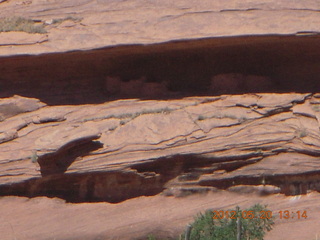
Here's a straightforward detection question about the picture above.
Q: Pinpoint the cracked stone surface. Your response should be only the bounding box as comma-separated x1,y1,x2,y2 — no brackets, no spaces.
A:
1,94,320,240
0,0,319,55
1,93,319,191
1,1,320,240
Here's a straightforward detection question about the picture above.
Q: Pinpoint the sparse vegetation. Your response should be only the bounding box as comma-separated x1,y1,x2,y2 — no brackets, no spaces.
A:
0,17,46,34
83,107,174,123
144,204,274,240
197,113,247,123
312,104,320,112
251,148,263,155
198,115,206,121
223,114,238,120
108,125,118,131
238,116,248,123
183,204,274,240
141,107,172,115
147,235,178,240
297,128,308,138
30,150,38,163
51,16,82,25
0,15,82,34
120,119,128,125
147,235,157,240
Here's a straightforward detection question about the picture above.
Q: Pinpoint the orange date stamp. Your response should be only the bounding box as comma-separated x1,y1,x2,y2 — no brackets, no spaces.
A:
212,210,308,220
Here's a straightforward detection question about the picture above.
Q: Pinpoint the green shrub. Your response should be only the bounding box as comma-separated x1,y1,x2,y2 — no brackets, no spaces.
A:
147,234,157,240
146,234,178,240
188,210,236,240
187,204,274,240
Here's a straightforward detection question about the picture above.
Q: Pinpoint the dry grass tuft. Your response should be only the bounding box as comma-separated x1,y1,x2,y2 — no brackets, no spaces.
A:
0,17,46,34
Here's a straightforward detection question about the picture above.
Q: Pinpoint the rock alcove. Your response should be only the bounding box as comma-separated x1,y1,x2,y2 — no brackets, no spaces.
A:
0,34,319,104
0,34,320,203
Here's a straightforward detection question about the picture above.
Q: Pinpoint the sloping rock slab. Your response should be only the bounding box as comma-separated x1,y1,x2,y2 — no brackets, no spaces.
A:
1,93,320,200
0,32,48,46
0,0,319,55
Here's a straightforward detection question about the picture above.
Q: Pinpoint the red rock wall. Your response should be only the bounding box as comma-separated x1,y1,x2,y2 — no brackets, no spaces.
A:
0,35,319,105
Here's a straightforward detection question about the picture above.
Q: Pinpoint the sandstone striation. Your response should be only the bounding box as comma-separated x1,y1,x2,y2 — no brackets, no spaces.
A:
0,0,319,56
1,92,320,203
0,0,320,239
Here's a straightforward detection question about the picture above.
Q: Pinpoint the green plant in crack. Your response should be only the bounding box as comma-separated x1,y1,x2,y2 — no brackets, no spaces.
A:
222,114,238,120
197,115,206,121
238,116,248,123
261,175,266,185
51,16,82,25
30,150,38,163
246,147,263,155
312,104,320,112
108,125,118,131
0,17,47,34
297,128,308,138
197,113,247,122
254,148,263,155
120,119,128,125
84,107,174,123
141,107,172,115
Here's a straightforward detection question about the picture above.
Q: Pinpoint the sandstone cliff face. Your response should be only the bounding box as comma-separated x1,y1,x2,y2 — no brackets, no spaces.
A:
1,0,320,240
1,92,320,203
0,0,320,55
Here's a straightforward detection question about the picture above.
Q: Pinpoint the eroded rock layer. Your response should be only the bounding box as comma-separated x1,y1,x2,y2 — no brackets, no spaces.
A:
1,92,320,202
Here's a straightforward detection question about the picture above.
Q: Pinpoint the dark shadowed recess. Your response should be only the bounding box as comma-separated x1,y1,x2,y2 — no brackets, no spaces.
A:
0,153,256,203
0,34,319,105
1,153,320,203
38,139,103,176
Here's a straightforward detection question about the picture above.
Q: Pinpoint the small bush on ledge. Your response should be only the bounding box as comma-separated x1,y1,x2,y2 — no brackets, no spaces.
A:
0,16,47,34
144,204,274,240
186,204,274,240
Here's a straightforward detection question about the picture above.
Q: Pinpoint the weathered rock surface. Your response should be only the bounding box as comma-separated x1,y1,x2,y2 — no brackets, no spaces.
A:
1,92,320,203
0,1,320,239
1,192,320,240
0,0,319,56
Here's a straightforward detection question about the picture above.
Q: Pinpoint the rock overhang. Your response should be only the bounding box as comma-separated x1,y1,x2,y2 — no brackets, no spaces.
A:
0,33,320,106
0,0,320,56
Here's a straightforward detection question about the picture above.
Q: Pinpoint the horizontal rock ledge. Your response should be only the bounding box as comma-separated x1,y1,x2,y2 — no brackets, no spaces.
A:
0,93,320,202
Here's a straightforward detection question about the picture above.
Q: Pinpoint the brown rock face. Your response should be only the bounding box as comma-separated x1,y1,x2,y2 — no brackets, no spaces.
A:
0,34,319,240
245,75,275,92
0,1,320,239
0,37,319,240
1,92,320,202
210,73,275,94
0,0,319,56
210,73,245,94
0,95,45,121
0,35,319,104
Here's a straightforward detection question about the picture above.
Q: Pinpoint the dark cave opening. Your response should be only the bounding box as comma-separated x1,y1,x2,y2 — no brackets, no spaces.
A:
0,34,319,105
1,153,319,203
